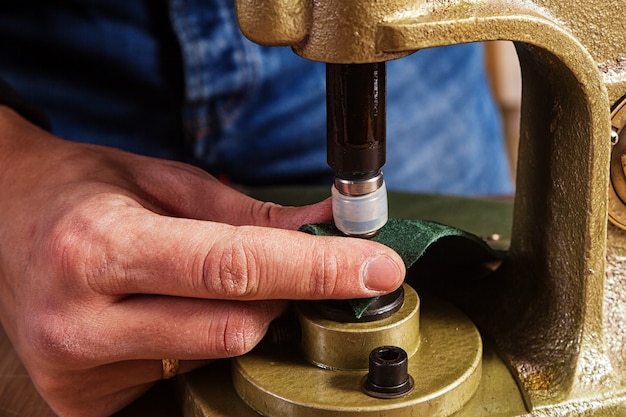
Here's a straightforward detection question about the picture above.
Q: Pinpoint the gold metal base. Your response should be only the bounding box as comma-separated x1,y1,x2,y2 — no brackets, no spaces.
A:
177,342,529,417
232,291,482,417
298,284,420,371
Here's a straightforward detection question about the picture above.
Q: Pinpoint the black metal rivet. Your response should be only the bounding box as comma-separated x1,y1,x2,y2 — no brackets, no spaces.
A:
361,345,414,399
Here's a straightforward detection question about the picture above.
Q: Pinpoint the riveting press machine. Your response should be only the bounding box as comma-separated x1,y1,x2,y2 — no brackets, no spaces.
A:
179,1,626,416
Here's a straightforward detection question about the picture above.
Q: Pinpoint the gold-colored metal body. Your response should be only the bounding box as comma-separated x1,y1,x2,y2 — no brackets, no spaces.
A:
609,99,626,229
180,1,626,416
298,285,421,371
232,287,483,417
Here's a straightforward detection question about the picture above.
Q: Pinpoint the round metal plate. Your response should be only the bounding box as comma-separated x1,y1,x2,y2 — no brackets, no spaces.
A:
232,295,482,417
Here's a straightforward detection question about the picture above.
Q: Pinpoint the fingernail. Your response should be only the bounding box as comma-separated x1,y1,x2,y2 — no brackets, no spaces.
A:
362,255,403,291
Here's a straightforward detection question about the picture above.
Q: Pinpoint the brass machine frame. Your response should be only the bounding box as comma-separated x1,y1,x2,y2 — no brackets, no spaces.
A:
186,1,626,415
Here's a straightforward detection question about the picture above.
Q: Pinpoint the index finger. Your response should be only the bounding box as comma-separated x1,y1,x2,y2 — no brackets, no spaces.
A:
89,208,405,301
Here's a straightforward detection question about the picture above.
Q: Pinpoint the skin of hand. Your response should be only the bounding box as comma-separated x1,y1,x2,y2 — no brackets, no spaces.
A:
0,107,405,417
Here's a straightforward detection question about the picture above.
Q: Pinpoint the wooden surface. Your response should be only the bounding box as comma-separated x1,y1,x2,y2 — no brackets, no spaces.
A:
0,325,56,417
0,324,182,417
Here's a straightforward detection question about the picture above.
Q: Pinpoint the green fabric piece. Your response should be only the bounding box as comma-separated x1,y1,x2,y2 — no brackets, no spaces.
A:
299,218,499,318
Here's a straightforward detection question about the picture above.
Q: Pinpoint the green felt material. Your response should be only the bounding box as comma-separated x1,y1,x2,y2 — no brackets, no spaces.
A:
249,187,514,250
300,218,499,318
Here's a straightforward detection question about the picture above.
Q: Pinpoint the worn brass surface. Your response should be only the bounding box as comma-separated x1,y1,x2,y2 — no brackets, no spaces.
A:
233,1,626,415
179,343,527,417
299,284,420,370
609,98,626,229
232,294,482,417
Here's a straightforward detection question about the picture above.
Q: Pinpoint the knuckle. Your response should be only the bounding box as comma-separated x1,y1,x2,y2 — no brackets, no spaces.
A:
40,198,106,279
309,247,340,297
42,216,90,279
24,312,93,366
203,232,260,298
252,201,281,226
39,195,123,294
212,308,269,357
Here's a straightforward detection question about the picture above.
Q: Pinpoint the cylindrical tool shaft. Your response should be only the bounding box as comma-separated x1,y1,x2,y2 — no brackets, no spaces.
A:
326,62,386,180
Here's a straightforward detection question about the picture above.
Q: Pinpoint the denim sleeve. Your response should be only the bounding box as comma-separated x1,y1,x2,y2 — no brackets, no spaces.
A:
0,0,513,196
0,1,186,160
170,0,513,195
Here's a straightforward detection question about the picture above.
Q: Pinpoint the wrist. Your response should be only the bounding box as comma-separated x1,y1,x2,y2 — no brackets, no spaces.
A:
0,105,59,197
0,105,32,165
0,78,50,130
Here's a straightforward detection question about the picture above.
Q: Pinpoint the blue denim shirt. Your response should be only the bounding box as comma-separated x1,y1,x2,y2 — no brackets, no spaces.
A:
0,0,512,195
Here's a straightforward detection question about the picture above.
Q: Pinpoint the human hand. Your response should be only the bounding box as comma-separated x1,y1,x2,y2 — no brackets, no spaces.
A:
0,107,405,416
